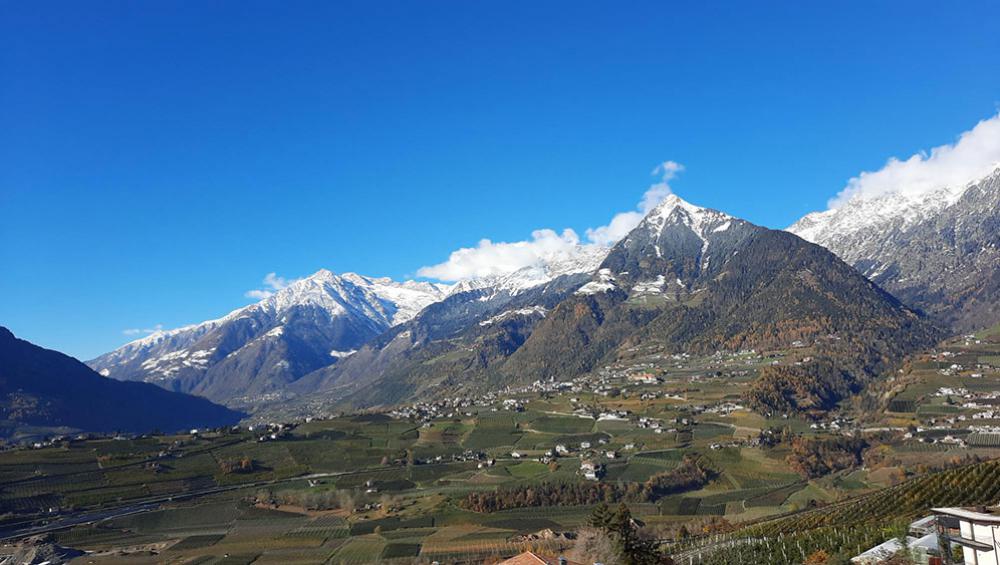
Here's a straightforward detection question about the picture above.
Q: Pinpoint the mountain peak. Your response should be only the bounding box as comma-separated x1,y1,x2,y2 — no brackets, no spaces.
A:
787,166,1000,330
449,244,608,297
638,194,736,244
308,268,338,281
649,193,703,214
789,166,1000,246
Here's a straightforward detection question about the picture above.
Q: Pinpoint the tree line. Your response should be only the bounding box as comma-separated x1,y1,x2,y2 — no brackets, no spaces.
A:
460,457,710,512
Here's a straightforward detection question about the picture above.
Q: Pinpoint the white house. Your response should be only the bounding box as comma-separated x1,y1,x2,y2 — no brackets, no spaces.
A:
933,507,1000,565
851,514,945,564
580,460,601,481
850,534,938,564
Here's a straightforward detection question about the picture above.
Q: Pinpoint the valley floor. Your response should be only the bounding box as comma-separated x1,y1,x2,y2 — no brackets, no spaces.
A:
3,323,1000,563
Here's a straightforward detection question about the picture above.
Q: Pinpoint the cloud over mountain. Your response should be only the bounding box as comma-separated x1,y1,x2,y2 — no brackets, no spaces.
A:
417,161,685,281
586,160,683,246
245,272,295,300
416,228,589,281
123,324,164,336
829,111,1000,208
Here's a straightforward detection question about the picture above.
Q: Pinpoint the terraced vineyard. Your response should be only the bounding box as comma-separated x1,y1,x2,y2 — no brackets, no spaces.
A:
668,459,1000,564
3,332,1000,563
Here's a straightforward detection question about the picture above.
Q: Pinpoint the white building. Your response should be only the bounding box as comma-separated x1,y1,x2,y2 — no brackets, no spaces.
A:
580,460,602,481
850,533,938,564
933,507,1000,564
851,515,945,564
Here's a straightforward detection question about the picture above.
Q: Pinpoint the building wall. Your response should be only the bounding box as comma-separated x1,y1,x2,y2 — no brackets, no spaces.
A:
958,520,1000,565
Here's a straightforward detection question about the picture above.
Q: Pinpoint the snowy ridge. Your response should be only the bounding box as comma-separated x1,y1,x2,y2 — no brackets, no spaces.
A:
790,182,975,253
247,269,452,327
789,166,1000,264
124,270,449,348
102,248,601,375
455,245,608,299
90,318,229,374
642,195,734,240
787,166,1000,330
89,269,453,383
624,193,741,271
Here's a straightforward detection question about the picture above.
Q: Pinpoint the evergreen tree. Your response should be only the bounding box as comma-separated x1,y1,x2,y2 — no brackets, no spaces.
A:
609,503,661,565
589,502,614,529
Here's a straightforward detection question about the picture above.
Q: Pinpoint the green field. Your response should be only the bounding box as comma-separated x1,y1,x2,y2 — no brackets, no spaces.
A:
5,331,1000,563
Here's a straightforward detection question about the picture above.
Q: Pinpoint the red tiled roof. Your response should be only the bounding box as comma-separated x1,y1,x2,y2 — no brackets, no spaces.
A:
496,551,585,565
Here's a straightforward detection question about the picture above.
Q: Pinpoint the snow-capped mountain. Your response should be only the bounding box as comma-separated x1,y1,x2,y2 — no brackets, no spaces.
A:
88,270,451,406
88,248,611,408
789,167,1000,330
606,193,749,280
273,194,936,416
448,245,607,297
285,245,608,407
503,193,938,406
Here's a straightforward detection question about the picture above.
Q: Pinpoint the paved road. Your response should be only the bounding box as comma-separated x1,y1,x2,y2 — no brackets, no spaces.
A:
0,457,489,542
0,471,344,541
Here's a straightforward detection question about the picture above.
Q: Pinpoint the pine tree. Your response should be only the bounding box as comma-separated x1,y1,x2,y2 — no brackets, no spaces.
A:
609,503,661,565
589,502,614,529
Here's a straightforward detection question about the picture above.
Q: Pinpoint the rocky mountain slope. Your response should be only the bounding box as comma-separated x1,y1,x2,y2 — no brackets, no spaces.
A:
789,167,1000,331
88,270,451,406
289,250,606,408
503,195,939,393
282,195,939,415
0,327,242,440
89,178,968,415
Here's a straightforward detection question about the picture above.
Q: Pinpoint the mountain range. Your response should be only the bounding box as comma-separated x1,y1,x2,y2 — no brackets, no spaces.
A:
288,248,606,409
84,175,997,415
276,194,940,417
0,327,241,440
88,272,451,406
789,166,1000,331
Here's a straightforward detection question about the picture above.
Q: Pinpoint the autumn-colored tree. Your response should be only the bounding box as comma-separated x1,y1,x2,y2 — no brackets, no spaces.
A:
803,549,830,564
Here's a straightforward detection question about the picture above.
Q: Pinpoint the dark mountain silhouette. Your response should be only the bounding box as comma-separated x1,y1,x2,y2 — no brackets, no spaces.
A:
0,327,243,439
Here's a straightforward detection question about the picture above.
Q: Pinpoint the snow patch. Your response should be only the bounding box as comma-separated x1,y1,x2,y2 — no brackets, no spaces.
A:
479,306,548,326
632,275,667,295
576,269,617,296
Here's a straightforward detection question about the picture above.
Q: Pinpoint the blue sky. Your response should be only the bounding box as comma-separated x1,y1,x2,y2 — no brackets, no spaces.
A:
2,1,999,360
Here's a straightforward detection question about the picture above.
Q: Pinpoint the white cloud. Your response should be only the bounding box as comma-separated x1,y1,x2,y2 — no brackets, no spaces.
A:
586,160,683,246
244,272,293,300
244,289,274,300
583,211,646,248
123,324,163,336
418,161,685,281
829,111,1000,208
417,228,584,280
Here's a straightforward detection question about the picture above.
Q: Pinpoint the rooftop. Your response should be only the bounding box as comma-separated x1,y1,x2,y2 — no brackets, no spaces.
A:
496,551,585,565
933,506,1000,523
